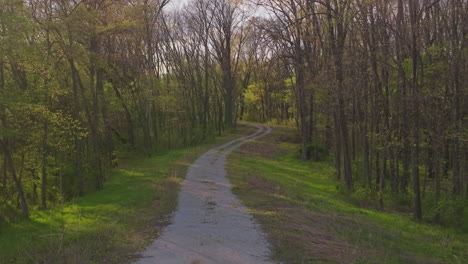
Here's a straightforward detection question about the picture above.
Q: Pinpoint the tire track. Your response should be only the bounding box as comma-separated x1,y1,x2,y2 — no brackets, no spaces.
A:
135,124,272,264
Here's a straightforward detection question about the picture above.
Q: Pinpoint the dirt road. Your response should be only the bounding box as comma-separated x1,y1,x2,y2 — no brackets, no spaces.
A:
135,125,272,264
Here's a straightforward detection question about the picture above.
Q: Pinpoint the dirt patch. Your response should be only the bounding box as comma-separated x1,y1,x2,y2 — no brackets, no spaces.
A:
277,133,302,144
247,176,281,192
284,218,358,262
228,125,449,264
236,140,284,159
228,127,365,262
244,176,366,263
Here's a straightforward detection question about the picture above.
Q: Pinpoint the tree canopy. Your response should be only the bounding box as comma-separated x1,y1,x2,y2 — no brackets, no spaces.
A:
0,0,466,228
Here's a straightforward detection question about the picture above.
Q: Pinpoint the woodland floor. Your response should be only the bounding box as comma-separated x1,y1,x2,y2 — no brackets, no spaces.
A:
227,125,468,264
2,124,467,264
0,125,257,264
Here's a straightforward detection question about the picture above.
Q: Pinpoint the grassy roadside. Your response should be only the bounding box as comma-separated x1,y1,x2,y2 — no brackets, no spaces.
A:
227,125,468,264
0,124,256,264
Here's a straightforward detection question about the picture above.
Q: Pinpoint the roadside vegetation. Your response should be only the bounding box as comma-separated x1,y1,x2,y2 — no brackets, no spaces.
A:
228,126,468,264
1,0,466,262
0,125,254,264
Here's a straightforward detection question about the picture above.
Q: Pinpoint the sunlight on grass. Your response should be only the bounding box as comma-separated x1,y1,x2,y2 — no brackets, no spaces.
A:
0,124,258,263
227,126,468,264
248,209,278,217
0,162,160,260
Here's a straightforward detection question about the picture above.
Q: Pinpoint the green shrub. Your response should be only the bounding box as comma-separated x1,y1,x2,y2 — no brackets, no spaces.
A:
298,143,329,161
429,196,468,227
383,192,412,212
349,186,379,207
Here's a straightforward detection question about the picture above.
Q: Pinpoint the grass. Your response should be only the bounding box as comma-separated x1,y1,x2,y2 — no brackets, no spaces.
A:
227,125,468,264
0,124,256,264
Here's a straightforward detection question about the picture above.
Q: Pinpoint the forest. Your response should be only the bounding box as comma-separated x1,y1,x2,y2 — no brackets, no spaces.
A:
0,0,466,252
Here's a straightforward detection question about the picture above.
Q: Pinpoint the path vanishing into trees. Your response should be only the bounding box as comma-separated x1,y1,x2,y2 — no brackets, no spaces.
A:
135,125,272,264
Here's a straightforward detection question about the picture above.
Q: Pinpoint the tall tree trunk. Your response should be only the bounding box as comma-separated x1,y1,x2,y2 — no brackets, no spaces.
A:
2,155,6,188
223,39,234,128
70,59,84,197
144,0,155,154
333,110,342,180
203,33,211,137
295,40,308,161
0,57,5,189
409,0,422,221
41,121,48,208
0,140,29,218
111,83,135,147
396,0,410,193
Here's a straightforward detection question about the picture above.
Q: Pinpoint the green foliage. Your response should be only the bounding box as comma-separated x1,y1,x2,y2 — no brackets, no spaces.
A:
383,192,412,211
349,186,377,206
0,0,233,225
243,77,295,123
300,143,329,161
424,195,468,229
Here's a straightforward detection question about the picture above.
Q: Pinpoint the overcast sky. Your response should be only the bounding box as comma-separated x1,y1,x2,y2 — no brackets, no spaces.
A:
166,0,269,17
166,0,189,10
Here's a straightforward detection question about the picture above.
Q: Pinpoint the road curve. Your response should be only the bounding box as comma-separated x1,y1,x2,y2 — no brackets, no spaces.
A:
135,124,272,264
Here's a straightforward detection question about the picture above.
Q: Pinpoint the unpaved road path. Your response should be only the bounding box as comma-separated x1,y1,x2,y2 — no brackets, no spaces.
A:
135,125,272,264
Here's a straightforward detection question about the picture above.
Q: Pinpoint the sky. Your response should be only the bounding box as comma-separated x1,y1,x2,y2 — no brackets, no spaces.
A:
166,0,269,17
166,0,189,10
